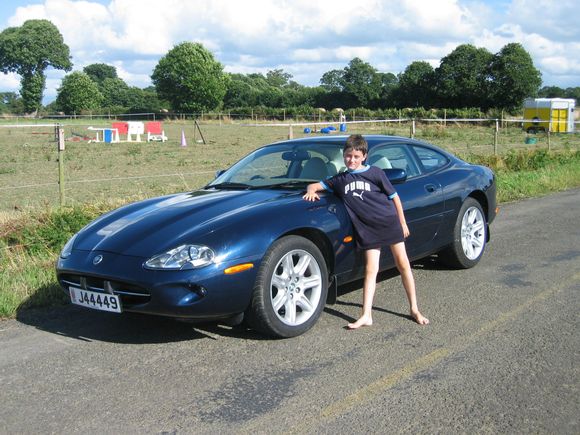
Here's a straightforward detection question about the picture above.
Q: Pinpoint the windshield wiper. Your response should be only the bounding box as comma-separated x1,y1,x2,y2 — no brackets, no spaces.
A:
206,182,252,190
262,180,310,189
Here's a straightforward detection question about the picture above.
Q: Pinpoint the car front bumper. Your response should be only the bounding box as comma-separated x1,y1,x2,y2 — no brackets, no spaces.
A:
56,250,262,319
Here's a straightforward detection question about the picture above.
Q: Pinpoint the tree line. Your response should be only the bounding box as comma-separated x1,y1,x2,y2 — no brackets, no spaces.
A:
1,19,578,117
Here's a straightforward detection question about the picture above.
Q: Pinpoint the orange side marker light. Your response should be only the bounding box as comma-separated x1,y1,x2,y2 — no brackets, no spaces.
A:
224,263,254,275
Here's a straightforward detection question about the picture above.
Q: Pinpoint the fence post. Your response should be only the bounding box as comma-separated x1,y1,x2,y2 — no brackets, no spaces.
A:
56,125,66,207
288,124,294,139
410,119,416,139
494,120,499,155
547,130,551,151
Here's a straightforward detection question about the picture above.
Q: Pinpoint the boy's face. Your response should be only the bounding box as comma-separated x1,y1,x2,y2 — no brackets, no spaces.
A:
343,149,366,171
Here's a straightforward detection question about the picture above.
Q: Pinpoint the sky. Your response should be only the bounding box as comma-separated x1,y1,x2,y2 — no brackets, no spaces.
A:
0,0,579,104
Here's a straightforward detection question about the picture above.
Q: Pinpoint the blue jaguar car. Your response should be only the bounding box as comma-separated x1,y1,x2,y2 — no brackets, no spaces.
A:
56,135,496,338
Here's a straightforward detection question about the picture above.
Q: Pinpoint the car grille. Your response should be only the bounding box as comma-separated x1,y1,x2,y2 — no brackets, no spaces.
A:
59,273,151,307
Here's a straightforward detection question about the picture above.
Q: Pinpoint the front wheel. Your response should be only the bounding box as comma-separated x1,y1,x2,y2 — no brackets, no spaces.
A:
439,197,487,269
246,236,328,338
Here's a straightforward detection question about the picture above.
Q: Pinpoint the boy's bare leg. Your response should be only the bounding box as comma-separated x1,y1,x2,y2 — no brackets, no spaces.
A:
390,242,430,325
348,249,380,329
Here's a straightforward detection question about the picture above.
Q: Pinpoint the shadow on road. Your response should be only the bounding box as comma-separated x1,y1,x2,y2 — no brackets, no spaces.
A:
15,305,265,344
323,258,440,324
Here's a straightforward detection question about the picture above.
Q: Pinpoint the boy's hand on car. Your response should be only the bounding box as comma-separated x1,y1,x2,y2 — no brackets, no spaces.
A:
303,191,320,201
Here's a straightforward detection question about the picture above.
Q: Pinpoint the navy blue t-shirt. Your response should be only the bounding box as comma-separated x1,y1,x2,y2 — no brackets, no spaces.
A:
321,165,404,249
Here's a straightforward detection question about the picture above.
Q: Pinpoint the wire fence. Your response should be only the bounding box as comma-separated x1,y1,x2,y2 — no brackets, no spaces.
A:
1,117,578,215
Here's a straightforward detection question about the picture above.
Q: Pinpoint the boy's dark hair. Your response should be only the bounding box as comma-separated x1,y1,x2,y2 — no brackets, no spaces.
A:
343,134,368,155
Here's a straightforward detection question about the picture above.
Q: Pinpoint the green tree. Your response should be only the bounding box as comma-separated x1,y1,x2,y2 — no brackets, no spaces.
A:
151,42,229,112
342,58,382,107
318,59,388,109
224,74,259,107
0,91,24,113
83,63,118,86
0,19,72,114
539,85,580,101
376,72,398,108
266,69,293,88
224,71,313,109
320,69,344,92
538,85,563,98
486,43,542,110
56,71,102,114
564,87,580,100
395,61,435,108
100,77,131,108
133,86,170,113
435,44,492,108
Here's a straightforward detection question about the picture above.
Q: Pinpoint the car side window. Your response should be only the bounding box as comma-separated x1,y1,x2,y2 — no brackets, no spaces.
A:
412,146,449,173
367,144,420,178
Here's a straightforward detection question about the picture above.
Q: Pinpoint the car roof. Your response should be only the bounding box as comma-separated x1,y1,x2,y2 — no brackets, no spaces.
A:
270,134,449,155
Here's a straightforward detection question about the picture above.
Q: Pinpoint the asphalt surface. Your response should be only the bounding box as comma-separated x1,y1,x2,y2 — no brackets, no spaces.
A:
1,188,579,434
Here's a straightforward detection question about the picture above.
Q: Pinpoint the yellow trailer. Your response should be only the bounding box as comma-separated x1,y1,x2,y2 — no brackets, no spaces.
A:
523,98,576,133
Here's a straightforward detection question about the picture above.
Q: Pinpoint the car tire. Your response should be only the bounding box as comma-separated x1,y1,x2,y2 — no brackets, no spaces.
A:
246,235,328,338
439,197,487,269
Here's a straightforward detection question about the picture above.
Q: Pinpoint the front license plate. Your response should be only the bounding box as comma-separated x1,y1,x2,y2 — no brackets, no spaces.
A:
69,287,122,313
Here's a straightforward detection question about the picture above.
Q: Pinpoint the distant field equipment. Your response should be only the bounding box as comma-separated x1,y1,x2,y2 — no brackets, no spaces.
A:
523,98,576,133
145,121,168,142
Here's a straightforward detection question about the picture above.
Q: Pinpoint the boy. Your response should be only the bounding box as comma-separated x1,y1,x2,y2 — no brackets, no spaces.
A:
303,135,429,329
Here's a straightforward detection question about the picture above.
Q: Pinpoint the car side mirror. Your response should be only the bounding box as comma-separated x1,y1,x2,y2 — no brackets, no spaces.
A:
215,169,226,178
385,168,407,184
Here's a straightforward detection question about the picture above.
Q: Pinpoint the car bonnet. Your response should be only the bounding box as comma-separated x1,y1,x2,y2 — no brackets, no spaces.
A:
73,189,295,257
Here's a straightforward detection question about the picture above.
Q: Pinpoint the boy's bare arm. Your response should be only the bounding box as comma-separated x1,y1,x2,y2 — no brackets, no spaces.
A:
392,194,410,238
303,182,324,201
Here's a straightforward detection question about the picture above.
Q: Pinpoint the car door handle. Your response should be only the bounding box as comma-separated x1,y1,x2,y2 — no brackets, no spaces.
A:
424,184,438,193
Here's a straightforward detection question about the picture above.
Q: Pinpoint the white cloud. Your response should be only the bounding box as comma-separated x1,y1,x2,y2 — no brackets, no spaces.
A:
113,61,154,88
507,0,580,41
541,56,580,74
291,49,324,63
397,0,476,37
1,0,578,101
0,72,20,92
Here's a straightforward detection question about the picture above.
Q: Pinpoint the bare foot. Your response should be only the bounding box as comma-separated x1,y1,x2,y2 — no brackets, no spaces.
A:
347,315,373,330
411,310,429,325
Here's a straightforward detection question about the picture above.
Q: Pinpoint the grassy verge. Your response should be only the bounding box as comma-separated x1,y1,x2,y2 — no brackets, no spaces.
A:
0,201,124,317
461,148,580,202
1,149,579,318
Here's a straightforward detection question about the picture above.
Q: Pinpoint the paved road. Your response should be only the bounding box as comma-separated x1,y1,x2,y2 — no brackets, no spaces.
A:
1,189,579,434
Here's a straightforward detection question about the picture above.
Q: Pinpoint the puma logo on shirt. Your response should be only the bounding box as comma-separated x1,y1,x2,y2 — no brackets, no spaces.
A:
352,191,364,200
344,180,371,196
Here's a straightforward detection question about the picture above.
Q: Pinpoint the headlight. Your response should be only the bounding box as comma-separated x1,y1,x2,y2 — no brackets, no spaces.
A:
60,233,78,259
144,244,215,270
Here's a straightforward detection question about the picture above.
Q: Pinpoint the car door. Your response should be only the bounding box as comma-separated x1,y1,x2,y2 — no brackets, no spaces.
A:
367,143,445,261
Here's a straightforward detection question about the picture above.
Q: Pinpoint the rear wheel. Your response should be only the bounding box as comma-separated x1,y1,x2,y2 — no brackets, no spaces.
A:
440,197,487,269
246,236,328,338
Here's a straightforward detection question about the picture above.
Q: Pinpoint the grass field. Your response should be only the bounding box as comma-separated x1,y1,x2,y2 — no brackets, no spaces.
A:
1,118,579,215
1,118,579,318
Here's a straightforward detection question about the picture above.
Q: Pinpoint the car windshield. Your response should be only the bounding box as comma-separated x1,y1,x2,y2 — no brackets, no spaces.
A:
206,141,346,189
